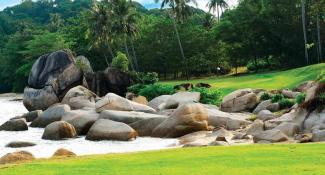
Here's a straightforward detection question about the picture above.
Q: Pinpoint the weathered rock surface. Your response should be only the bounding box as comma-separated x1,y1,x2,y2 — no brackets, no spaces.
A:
21,110,42,122
220,88,258,112
253,100,272,114
312,129,325,142
152,103,209,138
87,67,134,97
31,104,71,128
304,110,325,132
86,119,137,141
282,89,300,99
264,109,308,130
130,117,167,136
253,129,289,143
62,110,99,135
257,110,275,121
5,141,36,148
206,107,251,130
163,92,200,109
95,93,155,113
61,86,97,110
76,55,94,75
246,119,264,136
0,119,28,131
148,95,171,111
0,151,35,164
274,122,299,137
23,50,87,111
42,121,77,140
52,148,76,157
100,110,167,124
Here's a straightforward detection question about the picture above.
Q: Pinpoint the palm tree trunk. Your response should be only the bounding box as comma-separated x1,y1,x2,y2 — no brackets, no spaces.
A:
124,39,135,71
130,37,139,71
301,0,309,65
317,15,322,62
169,13,189,80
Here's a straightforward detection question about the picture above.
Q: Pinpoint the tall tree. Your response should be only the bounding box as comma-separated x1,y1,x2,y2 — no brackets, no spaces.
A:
301,0,309,65
155,0,197,80
86,1,114,66
111,0,140,71
207,0,228,21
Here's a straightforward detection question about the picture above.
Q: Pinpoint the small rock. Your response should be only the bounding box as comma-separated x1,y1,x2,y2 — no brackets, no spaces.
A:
246,119,264,136
52,148,76,157
0,119,28,131
257,110,275,121
42,121,77,140
22,110,42,122
274,122,299,137
5,141,36,148
253,129,289,143
0,151,35,164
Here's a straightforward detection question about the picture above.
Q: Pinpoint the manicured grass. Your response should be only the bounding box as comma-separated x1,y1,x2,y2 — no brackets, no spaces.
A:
1,143,325,175
162,63,325,95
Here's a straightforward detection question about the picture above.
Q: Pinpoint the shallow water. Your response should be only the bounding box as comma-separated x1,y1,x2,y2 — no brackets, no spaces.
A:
0,97,178,158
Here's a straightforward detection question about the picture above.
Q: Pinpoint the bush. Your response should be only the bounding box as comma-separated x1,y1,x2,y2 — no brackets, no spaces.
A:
140,72,159,84
260,92,272,101
271,94,284,103
317,70,325,83
295,93,306,104
139,84,176,101
111,52,129,71
279,98,295,109
191,87,222,106
127,84,147,94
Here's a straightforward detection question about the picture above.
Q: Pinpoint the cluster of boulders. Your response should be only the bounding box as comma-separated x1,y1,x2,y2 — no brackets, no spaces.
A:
0,49,324,164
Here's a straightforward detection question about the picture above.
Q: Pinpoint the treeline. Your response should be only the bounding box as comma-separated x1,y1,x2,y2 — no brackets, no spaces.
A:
0,0,324,92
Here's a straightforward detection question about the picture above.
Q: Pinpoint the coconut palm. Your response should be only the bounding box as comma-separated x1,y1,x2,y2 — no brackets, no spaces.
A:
207,0,228,21
111,0,140,71
86,1,114,66
155,0,197,80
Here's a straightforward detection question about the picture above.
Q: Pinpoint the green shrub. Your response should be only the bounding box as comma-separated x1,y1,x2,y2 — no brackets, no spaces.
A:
127,84,147,94
191,87,222,106
271,94,284,103
260,92,272,101
140,72,159,84
317,70,325,83
295,93,306,104
279,98,295,109
139,84,175,101
111,52,129,71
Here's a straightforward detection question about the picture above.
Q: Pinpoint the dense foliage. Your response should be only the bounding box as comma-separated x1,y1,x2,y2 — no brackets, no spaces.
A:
0,0,324,92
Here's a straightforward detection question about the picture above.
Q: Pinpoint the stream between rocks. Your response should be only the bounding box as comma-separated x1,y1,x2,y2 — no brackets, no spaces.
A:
0,96,178,158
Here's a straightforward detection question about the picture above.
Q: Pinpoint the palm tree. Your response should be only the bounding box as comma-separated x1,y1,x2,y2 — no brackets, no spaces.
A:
207,0,228,21
155,0,197,80
301,0,309,65
86,1,114,66
49,13,63,32
111,0,139,71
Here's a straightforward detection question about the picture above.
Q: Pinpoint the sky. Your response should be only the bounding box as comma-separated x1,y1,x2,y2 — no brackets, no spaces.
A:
0,0,238,11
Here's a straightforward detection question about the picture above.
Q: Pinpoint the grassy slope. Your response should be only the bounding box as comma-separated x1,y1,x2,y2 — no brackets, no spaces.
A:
1,143,325,175
162,63,325,95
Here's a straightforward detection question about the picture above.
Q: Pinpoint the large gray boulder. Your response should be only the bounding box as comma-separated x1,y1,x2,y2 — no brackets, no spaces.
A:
30,104,71,128
23,50,87,111
42,121,77,140
23,86,60,111
0,119,28,131
253,100,272,114
152,103,209,138
264,108,308,130
253,129,289,143
274,122,299,137
303,109,325,133
99,110,167,124
95,93,155,113
206,107,251,130
163,92,200,109
21,110,42,122
61,110,99,135
220,89,258,112
246,119,264,136
129,117,167,136
61,86,97,110
86,119,137,141
256,110,275,121
312,129,325,142
148,95,171,111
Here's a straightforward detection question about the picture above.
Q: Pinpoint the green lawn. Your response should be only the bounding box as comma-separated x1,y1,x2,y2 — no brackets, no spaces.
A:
1,143,325,175
162,63,325,95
